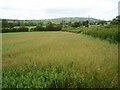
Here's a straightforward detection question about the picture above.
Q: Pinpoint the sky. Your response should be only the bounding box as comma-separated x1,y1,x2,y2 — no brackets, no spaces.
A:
0,0,119,20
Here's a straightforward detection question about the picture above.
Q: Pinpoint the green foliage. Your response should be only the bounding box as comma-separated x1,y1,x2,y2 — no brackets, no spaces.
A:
31,22,62,31
62,25,119,43
82,25,119,43
46,22,55,31
2,19,15,28
62,27,82,33
2,27,29,33
71,21,82,27
53,24,62,31
67,21,72,26
3,63,118,88
82,20,89,27
17,27,29,32
2,28,17,33
34,26,45,31
110,15,120,25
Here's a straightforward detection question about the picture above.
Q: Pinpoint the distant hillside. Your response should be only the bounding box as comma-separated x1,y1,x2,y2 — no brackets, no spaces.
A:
0,17,102,24
48,17,101,22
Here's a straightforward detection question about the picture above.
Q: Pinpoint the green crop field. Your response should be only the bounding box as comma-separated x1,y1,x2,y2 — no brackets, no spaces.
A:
2,32,118,88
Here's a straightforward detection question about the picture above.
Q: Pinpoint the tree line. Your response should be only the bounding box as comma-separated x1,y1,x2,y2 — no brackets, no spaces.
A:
1,15,120,33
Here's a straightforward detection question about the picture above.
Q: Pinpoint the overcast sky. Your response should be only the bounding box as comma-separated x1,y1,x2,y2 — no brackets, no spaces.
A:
0,0,119,20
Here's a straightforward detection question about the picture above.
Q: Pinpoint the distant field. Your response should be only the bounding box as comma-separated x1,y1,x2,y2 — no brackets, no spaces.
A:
2,32,118,88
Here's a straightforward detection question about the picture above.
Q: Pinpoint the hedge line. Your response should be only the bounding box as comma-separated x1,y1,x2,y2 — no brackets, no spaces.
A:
82,25,119,43
62,25,119,43
30,25,62,32
2,27,29,33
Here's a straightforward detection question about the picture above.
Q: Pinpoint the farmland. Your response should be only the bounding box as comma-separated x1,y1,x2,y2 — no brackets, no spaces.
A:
2,31,118,88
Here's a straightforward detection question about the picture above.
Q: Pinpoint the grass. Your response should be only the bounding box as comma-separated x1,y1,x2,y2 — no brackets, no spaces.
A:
62,25,119,43
2,32,118,88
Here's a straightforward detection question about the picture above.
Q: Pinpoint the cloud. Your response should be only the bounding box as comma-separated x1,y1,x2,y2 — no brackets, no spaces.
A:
45,8,91,16
0,0,119,20
118,1,120,15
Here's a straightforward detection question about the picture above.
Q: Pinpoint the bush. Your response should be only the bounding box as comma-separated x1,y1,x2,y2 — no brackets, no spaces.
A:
2,27,29,33
82,25,119,43
2,28,17,33
17,27,29,32
31,23,62,31
53,24,62,31
71,21,81,27
30,28,36,32
34,26,45,31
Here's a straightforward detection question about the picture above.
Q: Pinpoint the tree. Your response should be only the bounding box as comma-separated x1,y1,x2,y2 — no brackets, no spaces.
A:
116,15,120,24
2,19,14,28
15,21,20,26
46,22,54,31
54,24,62,31
82,20,89,27
38,21,44,26
72,21,81,27
61,20,66,28
68,21,72,27
46,22,62,31
2,19,8,28
8,23,14,28
110,15,120,25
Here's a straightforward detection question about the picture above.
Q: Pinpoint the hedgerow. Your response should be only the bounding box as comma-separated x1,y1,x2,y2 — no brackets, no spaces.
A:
82,25,119,43
30,24,62,31
2,27,29,33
